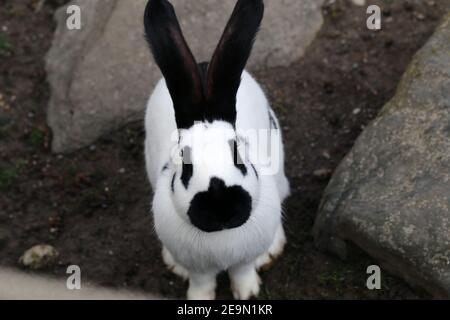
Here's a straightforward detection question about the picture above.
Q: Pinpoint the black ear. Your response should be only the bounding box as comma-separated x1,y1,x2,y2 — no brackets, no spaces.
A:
144,0,204,129
205,0,264,124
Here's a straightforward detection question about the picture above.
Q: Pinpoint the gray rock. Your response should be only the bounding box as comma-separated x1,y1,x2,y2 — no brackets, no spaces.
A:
46,0,324,153
314,14,450,298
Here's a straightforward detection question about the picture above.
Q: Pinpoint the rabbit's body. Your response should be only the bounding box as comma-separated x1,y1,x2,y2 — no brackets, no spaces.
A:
143,0,290,300
146,70,289,272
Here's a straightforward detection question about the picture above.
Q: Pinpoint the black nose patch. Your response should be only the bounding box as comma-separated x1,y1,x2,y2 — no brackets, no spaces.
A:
187,177,252,232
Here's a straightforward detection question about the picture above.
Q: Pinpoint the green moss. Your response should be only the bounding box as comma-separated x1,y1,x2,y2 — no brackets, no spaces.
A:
317,262,354,294
28,128,46,148
0,34,14,57
0,160,26,191
75,183,112,217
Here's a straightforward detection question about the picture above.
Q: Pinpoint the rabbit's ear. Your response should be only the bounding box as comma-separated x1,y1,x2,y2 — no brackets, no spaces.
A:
144,0,204,129
205,0,264,125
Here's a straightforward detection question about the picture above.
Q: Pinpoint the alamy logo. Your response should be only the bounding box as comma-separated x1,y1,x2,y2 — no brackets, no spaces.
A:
367,5,382,30
66,265,81,290
66,5,81,30
170,125,282,176
366,265,381,290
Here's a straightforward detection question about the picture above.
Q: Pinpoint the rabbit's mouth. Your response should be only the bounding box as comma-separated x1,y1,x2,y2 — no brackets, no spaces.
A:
187,177,252,233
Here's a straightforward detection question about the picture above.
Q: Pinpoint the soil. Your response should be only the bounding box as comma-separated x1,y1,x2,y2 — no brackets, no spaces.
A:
0,0,448,299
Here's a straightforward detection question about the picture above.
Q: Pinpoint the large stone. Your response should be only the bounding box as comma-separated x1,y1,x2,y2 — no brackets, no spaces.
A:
314,14,450,298
46,0,324,153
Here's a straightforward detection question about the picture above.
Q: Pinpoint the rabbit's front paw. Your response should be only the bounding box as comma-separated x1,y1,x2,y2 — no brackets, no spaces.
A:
229,264,261,300
187,286,216,300
187,272,217,300
162,247,189,281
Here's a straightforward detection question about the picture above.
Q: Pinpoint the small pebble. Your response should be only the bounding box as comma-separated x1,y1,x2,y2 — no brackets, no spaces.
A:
322,151,331,160
414,12,426,21
313,168,333,178
19,245,59,270
351,0,366,6
353,108,361,115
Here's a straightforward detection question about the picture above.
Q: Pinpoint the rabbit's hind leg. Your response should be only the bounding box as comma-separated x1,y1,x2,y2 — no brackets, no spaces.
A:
255,224,286,271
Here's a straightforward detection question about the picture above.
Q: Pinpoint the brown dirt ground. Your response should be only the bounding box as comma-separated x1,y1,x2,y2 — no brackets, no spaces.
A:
0,0,448,299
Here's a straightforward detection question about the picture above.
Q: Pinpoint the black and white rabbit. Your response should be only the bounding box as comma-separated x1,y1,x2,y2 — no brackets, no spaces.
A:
144,0,290,300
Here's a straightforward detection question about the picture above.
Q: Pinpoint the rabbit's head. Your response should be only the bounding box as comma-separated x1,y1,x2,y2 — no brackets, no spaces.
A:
144,0,264,232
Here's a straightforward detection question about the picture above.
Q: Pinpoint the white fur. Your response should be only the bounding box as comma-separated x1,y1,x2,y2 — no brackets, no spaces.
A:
230,263,262,300
255,223,287,270
145,71,290,299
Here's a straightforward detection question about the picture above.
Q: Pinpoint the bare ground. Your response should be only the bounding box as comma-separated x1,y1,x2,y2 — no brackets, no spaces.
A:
0,0,448,299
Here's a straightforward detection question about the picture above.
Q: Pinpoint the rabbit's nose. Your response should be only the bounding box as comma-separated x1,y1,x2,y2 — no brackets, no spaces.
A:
187,177,252,233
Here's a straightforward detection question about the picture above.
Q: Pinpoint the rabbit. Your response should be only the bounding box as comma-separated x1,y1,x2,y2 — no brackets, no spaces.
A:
143,0,290,300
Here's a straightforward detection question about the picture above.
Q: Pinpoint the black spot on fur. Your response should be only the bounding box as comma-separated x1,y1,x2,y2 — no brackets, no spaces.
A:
171,173,176,193
181,164,193,189
198,62,209,91
187,177,251,232
204,0,264,125
144,0,264,128
251,164,259,179
229,140,247,176
162,163,169,172
144,0,204,129
181,146,193,189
